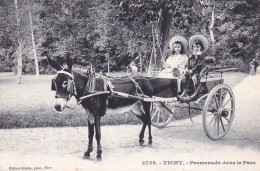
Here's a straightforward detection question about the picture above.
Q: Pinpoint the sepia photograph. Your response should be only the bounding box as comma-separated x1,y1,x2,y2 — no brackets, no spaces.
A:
0,0,259,170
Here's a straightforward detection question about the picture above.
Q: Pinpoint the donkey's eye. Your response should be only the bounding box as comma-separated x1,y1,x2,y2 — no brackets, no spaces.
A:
62,81,68,88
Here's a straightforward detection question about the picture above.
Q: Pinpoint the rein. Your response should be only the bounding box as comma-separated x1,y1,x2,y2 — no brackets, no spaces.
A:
78,73,147,103
56,69,147,106
128,77,145,97
57,70,74,79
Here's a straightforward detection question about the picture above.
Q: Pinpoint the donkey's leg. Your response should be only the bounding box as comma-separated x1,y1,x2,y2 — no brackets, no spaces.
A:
137,115,147,145
94,115,102,159
132,102,150,145
83,119,94,159
147,115,152,144
143,103,152,144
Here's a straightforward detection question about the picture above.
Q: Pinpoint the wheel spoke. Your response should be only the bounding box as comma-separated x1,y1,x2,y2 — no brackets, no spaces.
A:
219,88,222,107
152,103,157,110
211,112,218,116
157,108,161,123
161,109,165,123
224,108,233,111
214,94,219,109
151,108,158,120
217,115,220,137
221,98,232,108
220,117,226,132
171,107,175,113
206,112,218,117
209,103,217,111
223,116,230,123
151,107,159,120
222,89,228,98
208,115,217,126
211,116,217,135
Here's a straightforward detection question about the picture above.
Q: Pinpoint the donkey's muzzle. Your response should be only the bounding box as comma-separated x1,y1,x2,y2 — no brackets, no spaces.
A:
54,98,67,112
54,104,62,111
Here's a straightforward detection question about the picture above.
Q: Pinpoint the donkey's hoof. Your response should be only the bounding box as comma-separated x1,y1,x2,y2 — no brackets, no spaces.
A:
96,155,102,160
139,140,144,146
83,152,90,159
148,140,153,145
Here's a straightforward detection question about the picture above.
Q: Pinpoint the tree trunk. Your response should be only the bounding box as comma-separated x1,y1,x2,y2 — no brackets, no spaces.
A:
29,9,39,79
160,9,173,62
149,8,173,71
14,0,22,84
209,4,216,55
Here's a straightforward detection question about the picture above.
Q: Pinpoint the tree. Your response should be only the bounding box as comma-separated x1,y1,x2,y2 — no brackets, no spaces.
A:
14,0,23,83
214,0,260,70
0,0,16,72
28,4,40,79
1,0,259,74
199,0,216,54
115,0,203,67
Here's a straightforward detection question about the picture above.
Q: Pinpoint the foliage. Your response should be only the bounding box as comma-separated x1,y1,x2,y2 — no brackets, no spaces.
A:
214,0,260,70
0,0,259,74
219,57,247,72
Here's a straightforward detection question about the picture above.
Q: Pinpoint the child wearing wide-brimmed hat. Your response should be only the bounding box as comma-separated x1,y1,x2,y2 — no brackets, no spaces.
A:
159,36,188,79
179,35,209,97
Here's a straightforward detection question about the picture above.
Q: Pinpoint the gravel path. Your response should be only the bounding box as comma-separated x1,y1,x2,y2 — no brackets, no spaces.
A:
0,73,260,171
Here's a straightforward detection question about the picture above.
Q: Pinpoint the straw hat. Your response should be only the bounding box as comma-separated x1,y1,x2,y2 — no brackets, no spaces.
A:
189,35,209,53
169,36,188,53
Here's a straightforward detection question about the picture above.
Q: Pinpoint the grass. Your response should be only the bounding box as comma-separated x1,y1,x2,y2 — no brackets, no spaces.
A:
0,71,248,129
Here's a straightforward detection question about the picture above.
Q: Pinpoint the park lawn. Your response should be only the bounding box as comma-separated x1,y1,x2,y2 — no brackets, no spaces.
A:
0,71,248,129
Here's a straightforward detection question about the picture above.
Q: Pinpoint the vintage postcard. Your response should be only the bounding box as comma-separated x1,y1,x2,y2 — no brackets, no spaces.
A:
0,0,259,170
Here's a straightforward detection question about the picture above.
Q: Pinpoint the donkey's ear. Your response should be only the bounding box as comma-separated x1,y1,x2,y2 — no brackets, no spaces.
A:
66,56,72,71
47,56,62,71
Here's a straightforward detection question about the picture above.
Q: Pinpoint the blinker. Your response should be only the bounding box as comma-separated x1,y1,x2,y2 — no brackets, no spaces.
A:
67,79,73,93
51,78,73,93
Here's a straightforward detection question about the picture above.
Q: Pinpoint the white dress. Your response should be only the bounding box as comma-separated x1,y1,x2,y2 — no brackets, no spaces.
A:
159,54,188,78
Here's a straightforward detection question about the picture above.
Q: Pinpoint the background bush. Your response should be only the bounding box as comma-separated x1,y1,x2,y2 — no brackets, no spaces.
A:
219,57,247,72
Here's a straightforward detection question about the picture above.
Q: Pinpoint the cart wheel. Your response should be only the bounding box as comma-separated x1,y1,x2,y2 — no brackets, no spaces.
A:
203,84,235,140
150,102,174,128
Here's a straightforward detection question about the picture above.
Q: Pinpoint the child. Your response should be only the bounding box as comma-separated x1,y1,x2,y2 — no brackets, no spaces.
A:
130,61,138,74
159,36,188,78
250,58,258,75
179,35,209,98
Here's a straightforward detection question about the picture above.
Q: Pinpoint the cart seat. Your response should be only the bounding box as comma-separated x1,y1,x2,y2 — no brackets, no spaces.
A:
205,56,216,65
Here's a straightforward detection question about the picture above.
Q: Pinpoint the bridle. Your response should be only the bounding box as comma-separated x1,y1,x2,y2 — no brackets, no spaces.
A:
51,69,77,102
51,65,96,107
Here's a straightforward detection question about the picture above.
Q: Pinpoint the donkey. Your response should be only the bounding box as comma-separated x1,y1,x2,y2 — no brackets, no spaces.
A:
47,56,153,159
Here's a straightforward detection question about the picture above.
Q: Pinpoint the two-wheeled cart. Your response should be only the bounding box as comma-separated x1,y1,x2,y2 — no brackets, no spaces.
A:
146,64,237,140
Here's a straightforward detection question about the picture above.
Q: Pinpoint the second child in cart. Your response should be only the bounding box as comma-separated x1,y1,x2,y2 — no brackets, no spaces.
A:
179,35,209,98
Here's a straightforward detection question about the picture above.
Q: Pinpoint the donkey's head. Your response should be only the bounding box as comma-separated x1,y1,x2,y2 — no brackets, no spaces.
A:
47,56,74,112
